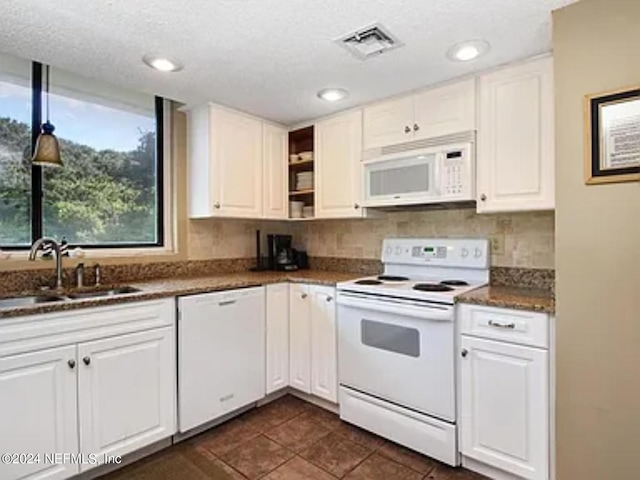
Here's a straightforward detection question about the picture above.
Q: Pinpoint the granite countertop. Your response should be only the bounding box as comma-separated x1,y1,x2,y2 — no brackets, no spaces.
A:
0,270,360,319
457,285,555,313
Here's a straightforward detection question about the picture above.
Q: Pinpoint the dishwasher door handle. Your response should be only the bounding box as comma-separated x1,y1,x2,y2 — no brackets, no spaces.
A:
218,300,237,307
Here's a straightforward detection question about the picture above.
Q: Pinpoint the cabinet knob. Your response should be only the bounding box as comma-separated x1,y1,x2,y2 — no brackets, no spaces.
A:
68,359,76,369
413,123,420,132
480,194,487,202
404,126,411,134
83,356,91,366
461,349,468,358
214,202,221,209
354,203,360,209
326,296,333,302
301,293,308,299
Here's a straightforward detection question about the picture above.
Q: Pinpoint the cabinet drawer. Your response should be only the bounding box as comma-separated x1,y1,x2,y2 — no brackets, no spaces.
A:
458,304,549,348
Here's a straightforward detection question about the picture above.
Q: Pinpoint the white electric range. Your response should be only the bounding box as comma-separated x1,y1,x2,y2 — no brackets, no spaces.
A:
336,238,489,466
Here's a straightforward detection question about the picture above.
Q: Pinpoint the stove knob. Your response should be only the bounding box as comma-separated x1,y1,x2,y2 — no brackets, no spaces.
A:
474,248,482,258
395,246,403,255
461,248,469,258
385,246,393,255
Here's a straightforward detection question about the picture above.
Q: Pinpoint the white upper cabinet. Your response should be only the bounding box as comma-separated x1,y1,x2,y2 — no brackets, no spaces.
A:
263,124,288,219
363,78,476,150
363,96,414,150
476,56,555,213
315,110,364,219
188,104,264,218
413,79,476,140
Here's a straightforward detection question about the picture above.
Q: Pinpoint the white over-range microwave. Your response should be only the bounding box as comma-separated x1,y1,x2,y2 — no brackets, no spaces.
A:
362,138,475,208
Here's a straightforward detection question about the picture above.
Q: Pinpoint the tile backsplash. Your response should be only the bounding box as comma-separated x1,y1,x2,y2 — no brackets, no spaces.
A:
290,208,555,269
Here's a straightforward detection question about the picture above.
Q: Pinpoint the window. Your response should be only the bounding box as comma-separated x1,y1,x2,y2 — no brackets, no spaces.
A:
0,55,32,247
0,53,165,250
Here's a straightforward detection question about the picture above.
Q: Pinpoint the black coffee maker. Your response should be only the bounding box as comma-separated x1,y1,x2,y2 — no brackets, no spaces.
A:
268,234,298,271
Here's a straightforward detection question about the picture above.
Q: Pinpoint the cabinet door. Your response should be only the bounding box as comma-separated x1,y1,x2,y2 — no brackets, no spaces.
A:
413,78,476,140
263,124,288,219
315,110,364,219
289,284,311,394
0,346,79,480
211,107,264,218
309,286,338,403
460,336,549,480
477,57,555,213
266,284,290,394
78,328,175,469
363,96,414,149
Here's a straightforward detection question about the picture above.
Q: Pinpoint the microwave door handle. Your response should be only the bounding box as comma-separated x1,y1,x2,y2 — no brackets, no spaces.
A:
433,154,442,196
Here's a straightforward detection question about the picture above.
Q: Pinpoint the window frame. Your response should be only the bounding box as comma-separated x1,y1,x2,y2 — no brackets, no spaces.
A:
1,61,165,251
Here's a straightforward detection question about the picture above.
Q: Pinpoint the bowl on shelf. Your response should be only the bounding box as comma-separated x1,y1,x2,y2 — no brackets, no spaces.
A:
302,206,314,218
298,151,314,162
289,201,304,218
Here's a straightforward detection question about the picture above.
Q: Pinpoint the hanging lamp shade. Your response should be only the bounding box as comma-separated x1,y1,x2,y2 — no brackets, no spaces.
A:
32,121,62,166
32,65,62,167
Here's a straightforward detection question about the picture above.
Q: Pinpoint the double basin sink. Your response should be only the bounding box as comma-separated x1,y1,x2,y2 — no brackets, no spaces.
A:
0,286,141,309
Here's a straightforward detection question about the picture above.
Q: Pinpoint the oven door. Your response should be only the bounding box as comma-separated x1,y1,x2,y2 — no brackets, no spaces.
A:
337,291,455,422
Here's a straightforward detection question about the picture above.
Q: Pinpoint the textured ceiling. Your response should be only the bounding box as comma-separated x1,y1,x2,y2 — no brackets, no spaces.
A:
0,0,576,125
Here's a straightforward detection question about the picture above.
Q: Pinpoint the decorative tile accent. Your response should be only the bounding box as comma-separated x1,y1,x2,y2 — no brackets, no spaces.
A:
291,209,555,269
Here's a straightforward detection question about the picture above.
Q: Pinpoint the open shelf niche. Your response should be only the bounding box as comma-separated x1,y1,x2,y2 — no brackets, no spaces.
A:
288,126,315,219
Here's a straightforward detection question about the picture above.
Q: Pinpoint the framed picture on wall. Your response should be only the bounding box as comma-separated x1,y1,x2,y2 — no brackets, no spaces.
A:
585,86,640,184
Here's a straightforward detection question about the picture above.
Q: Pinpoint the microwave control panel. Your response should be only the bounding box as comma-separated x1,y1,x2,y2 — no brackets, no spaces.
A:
442,149,471,197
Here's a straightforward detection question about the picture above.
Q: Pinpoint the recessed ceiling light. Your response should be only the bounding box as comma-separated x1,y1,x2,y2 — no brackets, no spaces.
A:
142,54,183,72
446,40,490,62
317,88,349,102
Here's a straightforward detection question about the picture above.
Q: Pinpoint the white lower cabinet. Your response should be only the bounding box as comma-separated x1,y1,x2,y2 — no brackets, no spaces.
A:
309,286,338,402
288,284,338,403
266,284,290,394
459,304,550,480
77,328,175,470
289,284,312,393
0,299,176,480
0,346,79,480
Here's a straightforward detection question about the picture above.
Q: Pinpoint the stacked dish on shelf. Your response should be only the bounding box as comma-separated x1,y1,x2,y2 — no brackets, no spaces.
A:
295,171,314,191
289,201,304,218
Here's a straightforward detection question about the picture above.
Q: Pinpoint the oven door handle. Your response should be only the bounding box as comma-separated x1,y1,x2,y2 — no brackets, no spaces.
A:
337,292,453,321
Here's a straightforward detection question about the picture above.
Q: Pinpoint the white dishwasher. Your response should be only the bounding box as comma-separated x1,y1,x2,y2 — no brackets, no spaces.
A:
178,286,265,432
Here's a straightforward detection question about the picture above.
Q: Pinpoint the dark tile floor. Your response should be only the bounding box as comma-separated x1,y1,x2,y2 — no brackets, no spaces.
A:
101,395,487,480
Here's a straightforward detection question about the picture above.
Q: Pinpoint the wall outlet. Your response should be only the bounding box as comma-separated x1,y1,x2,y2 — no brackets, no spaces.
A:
490,235,505,256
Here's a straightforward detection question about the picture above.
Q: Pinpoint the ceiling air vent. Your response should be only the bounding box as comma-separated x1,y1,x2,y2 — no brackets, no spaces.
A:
337,23,403,60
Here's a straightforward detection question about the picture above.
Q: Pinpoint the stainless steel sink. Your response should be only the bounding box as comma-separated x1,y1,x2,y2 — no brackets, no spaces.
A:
0,286,142,308
0,295,66,308
65,286,141,300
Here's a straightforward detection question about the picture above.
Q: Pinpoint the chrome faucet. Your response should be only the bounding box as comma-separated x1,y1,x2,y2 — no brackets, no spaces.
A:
29,238,64,290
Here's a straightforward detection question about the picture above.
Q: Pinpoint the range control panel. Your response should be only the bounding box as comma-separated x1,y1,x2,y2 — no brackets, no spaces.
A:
382,238,489,269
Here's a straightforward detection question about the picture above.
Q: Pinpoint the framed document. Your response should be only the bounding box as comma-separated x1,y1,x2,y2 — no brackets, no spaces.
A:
585,86,640,184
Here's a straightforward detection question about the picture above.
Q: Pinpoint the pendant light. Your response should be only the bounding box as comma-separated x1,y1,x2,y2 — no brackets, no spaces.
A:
32,65,62,167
